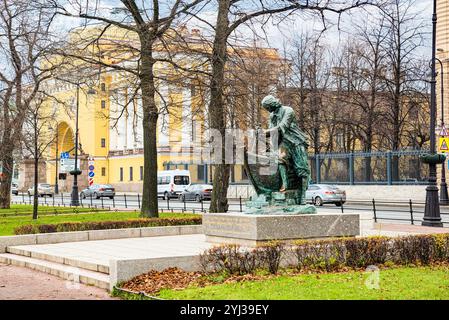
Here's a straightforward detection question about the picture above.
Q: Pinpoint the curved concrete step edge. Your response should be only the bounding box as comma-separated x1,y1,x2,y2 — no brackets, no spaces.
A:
6,246,109,274
0,253,110,290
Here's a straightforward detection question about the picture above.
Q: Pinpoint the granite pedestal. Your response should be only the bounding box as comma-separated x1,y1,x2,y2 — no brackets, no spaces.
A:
203,212,360,246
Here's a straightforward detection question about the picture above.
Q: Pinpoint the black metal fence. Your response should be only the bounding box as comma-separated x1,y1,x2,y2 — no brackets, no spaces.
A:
10,192,449,227
309,149,430,185
12,192,246,214
322,198,449,226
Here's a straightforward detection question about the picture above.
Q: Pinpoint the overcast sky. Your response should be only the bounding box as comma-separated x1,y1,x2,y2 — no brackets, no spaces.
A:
52,0,434,57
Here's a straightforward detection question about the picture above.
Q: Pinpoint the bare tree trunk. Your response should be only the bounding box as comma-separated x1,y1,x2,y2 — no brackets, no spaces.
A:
0,1,56,209
0,147,13,209
391,90,401,181
209,0,231,213
140,40,159,218
32,163,39,219
32,116,39,220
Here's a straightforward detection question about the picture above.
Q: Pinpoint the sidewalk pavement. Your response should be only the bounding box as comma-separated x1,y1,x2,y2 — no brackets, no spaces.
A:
373,223,449,234
0,263,118,300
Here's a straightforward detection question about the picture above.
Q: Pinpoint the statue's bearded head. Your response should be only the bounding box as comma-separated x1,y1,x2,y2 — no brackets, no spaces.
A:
261,95,281,112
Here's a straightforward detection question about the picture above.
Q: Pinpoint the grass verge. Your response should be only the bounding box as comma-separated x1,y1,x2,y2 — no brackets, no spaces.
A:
111,287,154,300
155,265,449,300
0,204,102,216
0,210,198,236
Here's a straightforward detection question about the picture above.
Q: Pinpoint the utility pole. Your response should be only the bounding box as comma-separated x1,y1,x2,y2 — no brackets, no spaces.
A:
423,0,443,227
70,83,80,206
436,57,449,205
54,126,59,194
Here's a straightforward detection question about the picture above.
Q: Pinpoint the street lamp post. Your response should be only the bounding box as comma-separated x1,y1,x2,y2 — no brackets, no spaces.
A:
70,83,80,206
54,125,59,195
436,57,449,205
423,0,443,227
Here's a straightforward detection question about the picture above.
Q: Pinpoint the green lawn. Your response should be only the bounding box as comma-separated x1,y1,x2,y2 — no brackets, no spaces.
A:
158,265,449,300
0,204,98,216
0,207,198,236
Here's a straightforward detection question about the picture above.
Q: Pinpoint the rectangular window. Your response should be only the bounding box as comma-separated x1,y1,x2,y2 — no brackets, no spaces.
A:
101,83,106,91
119,168,123,181
129,167,133,181
197,165,205,181
336,132,344,149
140,166,143,180
101,138,106,148
101,100,106,109
158,176,169,184
101,167,106,176
242,168,248,180
191,120,196,142
174,176,190,185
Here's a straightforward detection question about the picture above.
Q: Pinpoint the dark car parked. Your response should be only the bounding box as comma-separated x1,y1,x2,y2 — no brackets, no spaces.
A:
179,184,213,202
80,184,115,199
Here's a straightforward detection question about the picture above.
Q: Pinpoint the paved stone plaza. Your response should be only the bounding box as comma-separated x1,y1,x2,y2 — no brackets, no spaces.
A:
0,263,118,300
8,234,213,270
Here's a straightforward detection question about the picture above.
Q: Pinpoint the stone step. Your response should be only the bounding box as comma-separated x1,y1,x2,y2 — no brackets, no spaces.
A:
6,246,109,274
0,253,110,290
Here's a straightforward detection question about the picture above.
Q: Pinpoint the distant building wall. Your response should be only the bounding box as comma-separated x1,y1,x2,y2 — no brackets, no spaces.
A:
227,184,427,202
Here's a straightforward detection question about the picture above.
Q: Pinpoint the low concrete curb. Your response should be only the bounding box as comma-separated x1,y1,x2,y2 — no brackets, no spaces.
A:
0,225,203,253
109,255,201,291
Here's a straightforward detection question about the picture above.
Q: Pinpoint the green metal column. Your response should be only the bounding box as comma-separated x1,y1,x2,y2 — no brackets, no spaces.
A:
349,153,354,185
315,154,321,184
387,152,392,185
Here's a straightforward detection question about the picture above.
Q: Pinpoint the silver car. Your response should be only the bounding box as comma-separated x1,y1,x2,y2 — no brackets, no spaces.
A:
179,184,213,202
80,184,115,199
305,184,346,206
27,183,54,197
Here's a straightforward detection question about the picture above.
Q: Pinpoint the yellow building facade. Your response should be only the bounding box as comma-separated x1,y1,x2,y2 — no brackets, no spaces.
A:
34,26,283,192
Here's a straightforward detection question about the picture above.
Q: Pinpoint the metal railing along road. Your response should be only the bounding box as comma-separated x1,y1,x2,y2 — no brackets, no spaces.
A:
9,192,449,226
319,198,449,226
11,192,224,214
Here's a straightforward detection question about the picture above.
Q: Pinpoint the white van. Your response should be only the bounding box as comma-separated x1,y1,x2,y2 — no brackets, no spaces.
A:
157,169,191,200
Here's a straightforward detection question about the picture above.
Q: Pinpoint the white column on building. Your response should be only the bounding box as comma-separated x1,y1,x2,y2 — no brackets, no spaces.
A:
158,83,170,146
201,91,211,164
117,90,127,150
134,93,143,149
124,89,129,150
182,87,192,148
109,99,119,151
126,90,135,150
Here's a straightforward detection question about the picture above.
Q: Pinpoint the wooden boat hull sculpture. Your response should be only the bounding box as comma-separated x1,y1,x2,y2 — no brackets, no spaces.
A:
243,147,316,215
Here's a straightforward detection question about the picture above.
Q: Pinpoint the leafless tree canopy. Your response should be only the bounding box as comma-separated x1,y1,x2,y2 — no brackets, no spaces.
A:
0,0,59,208
0,0,429,211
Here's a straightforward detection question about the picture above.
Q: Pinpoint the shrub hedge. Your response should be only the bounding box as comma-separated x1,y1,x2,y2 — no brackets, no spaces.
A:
14,217,202,235
199,234,449,275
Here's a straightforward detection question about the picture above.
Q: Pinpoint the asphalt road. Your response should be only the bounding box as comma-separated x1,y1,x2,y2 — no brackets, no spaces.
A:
10,193,449,226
